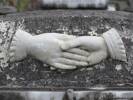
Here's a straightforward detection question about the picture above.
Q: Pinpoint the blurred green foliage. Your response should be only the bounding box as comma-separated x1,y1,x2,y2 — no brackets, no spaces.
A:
0,0,30,12
17,0,30,11
0,0,7,5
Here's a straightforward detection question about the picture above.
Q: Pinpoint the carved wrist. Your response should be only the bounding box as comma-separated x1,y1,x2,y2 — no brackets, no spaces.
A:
102,28,127,62
9,29,33,62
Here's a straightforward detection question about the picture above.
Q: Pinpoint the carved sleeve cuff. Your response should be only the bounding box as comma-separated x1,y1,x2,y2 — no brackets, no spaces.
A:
102,28,127,62
9,29,33,62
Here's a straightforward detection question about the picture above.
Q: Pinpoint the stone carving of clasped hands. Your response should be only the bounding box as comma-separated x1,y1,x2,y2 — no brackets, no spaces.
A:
9,28,127,70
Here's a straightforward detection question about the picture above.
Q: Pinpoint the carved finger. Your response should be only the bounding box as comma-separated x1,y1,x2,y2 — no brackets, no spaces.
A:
62,52,88,61
66,48,90,56
56,58,88,66
51,63,77,69
87,51,107,65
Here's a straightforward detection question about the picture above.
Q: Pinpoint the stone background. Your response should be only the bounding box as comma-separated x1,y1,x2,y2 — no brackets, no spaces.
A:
0,10,133,90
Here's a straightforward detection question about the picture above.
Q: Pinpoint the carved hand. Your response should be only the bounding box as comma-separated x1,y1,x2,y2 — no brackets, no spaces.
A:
10,29,89,69
10,28,126,69
61,36,108,65
62,28,127,65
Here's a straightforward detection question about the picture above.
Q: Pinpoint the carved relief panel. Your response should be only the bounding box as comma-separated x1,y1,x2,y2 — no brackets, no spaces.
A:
0,10,133,100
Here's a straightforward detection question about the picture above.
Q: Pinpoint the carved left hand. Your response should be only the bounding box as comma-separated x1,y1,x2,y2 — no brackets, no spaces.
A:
29,33,90,69
10,29,90,70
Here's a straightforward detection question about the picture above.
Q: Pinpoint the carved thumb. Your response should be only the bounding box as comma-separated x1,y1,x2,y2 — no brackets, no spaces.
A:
61,39,81,50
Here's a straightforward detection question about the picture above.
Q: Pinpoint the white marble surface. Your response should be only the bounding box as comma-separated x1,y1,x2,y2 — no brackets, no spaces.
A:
41,0,108,8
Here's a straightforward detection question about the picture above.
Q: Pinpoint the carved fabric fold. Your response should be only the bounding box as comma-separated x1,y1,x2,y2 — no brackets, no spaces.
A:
102,28,127,62
9,29,32,62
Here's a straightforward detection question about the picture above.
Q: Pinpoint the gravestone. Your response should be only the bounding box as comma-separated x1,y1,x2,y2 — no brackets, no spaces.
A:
0,10,133,91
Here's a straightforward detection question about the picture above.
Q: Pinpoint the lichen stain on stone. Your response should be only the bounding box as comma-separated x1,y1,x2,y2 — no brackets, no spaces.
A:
115,64,122,71
56,24,100,36
121,27,133,39
0,19,25,69
87,31,98,36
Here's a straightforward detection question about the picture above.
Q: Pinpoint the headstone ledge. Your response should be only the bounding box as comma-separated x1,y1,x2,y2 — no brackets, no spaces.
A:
0,10,133,91
0,6,17,15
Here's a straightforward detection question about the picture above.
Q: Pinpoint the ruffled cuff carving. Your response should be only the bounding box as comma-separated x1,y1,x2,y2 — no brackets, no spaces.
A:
102,28,127,62
9,29,32,62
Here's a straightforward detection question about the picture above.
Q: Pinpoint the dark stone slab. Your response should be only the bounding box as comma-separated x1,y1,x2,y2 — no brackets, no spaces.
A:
0,10,133,90
0,6,17,15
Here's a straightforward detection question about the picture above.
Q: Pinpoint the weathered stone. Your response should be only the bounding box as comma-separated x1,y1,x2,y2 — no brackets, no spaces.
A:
0,10,133,90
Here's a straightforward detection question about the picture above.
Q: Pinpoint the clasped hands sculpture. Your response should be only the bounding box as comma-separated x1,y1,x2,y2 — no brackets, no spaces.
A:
9,28,127,70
